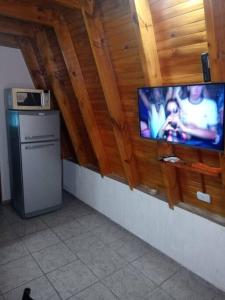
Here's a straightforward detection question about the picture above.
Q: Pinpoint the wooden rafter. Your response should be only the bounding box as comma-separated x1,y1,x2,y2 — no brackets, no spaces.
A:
53,15,110,175
0,32,18,48
83,8,139,187
204,0,225,186
0,16,33,37
51,0,95,15
17,37,47,89
129,0,180,207
35,27,91,166
0,1,54,26
129,0,162,86
203,0,225,81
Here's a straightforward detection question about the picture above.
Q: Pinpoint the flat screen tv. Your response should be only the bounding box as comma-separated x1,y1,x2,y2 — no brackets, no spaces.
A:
138,83,225,151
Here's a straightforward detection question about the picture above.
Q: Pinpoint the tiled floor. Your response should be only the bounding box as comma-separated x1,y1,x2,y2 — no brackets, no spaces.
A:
0,192,225,300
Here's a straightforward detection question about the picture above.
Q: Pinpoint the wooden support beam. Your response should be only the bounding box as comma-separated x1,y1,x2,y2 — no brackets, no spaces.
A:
35,28,90,166
204,0,225,192
0,1,54,26
161,163,181,209
129,0,162,86
0,32,18,48
52,0,95,15
130,1,181,205
82,9,139,187
17,37,47,89
204,0,225,81
53,16,110,175
0,16,33,37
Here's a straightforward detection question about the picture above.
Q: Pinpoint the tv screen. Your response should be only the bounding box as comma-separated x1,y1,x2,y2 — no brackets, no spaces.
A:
138,83,225,151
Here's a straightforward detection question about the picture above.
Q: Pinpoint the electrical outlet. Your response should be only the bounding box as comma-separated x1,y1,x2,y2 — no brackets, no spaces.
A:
196,191,211,203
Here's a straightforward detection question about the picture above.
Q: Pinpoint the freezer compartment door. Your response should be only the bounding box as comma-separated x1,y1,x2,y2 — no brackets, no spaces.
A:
19,111,60,143
21,141,62,215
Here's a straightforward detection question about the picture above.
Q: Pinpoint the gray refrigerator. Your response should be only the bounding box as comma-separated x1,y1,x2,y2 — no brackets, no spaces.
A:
7,110,62,218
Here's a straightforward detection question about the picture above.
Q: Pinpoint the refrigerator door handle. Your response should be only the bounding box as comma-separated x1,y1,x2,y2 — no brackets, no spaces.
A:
24,134,55,141
25,143,56,150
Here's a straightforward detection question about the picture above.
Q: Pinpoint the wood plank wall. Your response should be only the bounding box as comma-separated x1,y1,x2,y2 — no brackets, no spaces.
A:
62,7,126,177
90,0,224,215
44,27,98,167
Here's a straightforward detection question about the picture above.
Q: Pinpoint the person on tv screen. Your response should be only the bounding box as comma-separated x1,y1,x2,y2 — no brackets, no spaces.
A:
157,98,187,142
139,88,166,138
173,85,218,142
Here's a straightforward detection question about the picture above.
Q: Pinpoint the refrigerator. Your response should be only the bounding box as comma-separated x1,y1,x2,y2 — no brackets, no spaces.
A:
7,110,62,218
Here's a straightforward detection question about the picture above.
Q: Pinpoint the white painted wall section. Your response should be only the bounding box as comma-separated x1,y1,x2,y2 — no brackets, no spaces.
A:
63,159,225,292
0,46,34,201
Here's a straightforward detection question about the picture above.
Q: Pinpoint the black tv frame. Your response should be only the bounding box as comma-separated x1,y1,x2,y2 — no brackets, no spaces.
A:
137,82,225,152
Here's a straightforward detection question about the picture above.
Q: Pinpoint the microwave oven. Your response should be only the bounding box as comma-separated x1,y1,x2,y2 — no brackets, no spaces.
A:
5,88,51,110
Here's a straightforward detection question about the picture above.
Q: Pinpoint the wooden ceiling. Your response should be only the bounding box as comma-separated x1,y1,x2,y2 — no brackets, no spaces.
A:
0,0,225,217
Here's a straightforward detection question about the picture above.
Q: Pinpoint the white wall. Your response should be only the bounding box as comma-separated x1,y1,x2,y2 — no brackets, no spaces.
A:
0,46,34,201
63,159,225,292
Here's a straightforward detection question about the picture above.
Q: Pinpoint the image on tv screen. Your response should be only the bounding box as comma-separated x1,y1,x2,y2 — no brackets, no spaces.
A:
138,84,225,151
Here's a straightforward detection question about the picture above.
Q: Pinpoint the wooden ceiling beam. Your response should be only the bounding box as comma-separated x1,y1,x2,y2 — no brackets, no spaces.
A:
35,27,91,166
130,1,180,207
0,32,18,48
51,0,95,15
0,1,54,26
204,0,225,187
17,37,47,89
0,16,33,37
203,0,225,81
83,8,139,188
129,0,162,86
53,16,111,175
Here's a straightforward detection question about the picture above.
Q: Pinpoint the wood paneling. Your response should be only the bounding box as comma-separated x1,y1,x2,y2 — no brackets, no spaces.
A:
83,7,139,187
63,7,126,178
35,27,97,166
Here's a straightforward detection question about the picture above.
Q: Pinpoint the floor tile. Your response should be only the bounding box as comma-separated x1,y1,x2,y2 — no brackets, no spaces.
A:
33,242,77,273
103,265,156,300
110,235,150,262
161,267,219,300
11,218,47,238
0,255,42,293
68,204,92,219
40,209,76,228
52,219,89,241
0,216,9,227
47,260,98,300
77,213,112,230
77,245,127,279
65,231,105,253
23,229,60,253
147,288,175,300
0,240,29,266
3,276,60,300
92,223,129,245
71,282,118,300
0,225,17,245
132,248,180,285
2,206,22,224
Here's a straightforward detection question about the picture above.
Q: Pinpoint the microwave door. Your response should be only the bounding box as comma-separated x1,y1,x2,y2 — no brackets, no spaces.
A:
17,92,41,107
